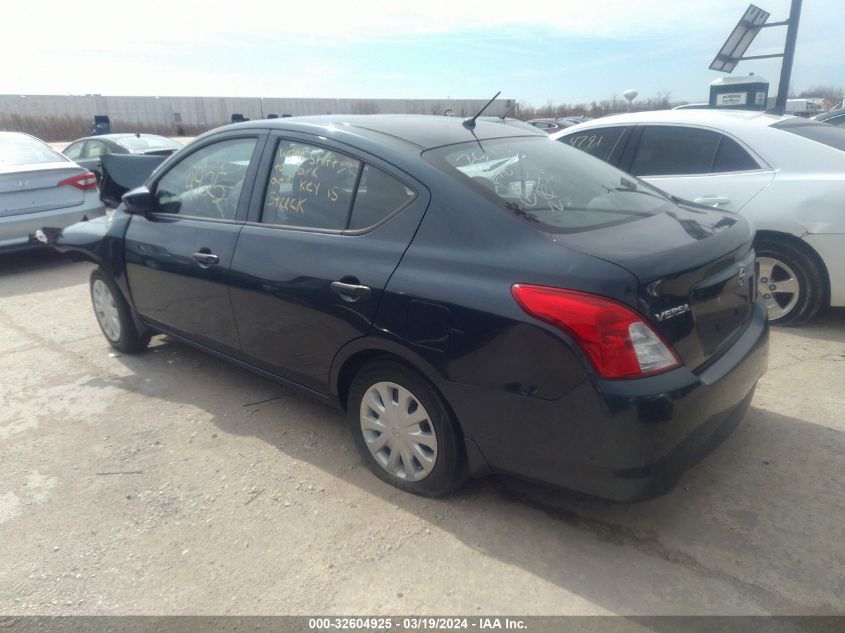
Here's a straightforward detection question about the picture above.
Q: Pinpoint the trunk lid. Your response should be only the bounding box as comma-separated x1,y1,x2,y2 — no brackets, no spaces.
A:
0,163,86,217
554,203,756,370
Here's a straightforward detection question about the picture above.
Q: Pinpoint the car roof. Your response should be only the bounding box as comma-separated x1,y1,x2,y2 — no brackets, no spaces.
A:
216,114,545,150
813,109,845,121
556,109,792,134
69,133,171,143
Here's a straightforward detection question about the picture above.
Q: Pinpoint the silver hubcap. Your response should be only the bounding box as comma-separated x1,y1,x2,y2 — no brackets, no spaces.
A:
92,279,121,341
359,382,438,482
757,256,800,321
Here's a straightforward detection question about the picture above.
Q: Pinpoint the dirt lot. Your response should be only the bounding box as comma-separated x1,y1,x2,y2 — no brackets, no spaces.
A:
1,249,843,616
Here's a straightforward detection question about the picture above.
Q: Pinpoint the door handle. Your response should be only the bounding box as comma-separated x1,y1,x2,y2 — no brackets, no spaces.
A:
331,280,372,301
192,251,219,267
694,196,731,207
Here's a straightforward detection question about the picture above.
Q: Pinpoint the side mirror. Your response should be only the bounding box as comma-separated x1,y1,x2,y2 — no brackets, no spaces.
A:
122,186,152,215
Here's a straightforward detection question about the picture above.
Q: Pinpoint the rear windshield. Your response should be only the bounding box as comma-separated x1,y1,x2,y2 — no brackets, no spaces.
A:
0,136,66,166
423,136,671,232
115,135,181,151
772,118,845,152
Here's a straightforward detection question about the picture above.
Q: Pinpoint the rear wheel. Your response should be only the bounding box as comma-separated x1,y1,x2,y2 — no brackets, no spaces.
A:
754,236,826,326
347,361,467,497
90,269,150,353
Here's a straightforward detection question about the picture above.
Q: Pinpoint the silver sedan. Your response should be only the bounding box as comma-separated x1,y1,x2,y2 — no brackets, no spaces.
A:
1,131,105,252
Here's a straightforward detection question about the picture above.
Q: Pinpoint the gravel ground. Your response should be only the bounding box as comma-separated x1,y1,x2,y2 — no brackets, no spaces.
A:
1,249,843,615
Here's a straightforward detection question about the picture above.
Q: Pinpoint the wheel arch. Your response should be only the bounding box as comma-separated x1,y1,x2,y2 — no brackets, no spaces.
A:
754,229,831,306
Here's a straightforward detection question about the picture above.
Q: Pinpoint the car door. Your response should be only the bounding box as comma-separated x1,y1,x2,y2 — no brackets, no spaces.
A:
124,132,265,355
228,133,430,393
622,124,774,212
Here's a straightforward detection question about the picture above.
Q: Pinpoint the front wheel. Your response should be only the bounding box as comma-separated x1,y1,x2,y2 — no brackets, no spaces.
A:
754,237,826,326
347,361,467,497
90,269,150,353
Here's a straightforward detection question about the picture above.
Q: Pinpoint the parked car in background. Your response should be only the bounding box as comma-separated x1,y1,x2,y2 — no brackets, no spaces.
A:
553,110,845,325
1,131,104,252
40,115,767,501
811,109,845,127
63,133,182,183
478,116,546,133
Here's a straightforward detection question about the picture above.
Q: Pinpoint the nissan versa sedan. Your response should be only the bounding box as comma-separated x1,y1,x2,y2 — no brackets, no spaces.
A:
40,115,768,501
1,131,105,252
553,110,845,325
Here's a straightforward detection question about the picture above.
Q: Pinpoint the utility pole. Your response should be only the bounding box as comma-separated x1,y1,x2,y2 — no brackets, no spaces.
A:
773,0,802,115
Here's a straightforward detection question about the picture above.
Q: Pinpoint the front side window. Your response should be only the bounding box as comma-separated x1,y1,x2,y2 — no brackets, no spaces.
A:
424,136,671,233
631,126,720,176
262,141,361,230
560,126,626,162
154,138,257,220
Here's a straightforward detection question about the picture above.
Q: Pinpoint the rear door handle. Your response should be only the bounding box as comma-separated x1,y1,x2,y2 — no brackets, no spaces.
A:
694,196,731,207
331,280,372,301
192,251,219,267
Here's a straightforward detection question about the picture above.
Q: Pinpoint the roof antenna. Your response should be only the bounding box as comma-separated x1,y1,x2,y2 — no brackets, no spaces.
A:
463,91,501,130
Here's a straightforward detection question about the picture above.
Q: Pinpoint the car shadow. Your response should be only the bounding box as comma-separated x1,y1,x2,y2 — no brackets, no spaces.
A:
77,334,845,616
0,249,91,299
771,307,845,344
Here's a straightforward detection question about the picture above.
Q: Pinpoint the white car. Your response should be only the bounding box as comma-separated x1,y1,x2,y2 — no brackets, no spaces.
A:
552,110,845,325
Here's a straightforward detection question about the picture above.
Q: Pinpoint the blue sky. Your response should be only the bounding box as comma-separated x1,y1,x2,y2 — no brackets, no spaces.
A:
1,0,842,106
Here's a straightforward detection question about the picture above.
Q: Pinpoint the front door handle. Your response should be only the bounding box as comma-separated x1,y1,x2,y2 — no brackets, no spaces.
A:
331,280,372,301
694,196,731,207
192,251,219,267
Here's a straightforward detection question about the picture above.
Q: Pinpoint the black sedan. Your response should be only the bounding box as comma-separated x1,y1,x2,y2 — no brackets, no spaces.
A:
40,115,768,501
62,133,182,182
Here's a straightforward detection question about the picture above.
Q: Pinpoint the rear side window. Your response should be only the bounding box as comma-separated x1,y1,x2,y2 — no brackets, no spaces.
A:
348,165,415,230
561,127,626,162
712,136,759,172
630,126,720,176
0,135,65,166
64,142,84,160
263,141,360,230
773,118,845,152
154,137,257,220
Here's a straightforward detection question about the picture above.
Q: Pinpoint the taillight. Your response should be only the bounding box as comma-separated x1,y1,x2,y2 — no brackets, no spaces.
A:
511,284,681,379
58,172,97,191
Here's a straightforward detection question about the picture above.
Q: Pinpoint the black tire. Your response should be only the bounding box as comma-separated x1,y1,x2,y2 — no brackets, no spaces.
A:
347,360,468,497
754,236,827,326
89,268,151,353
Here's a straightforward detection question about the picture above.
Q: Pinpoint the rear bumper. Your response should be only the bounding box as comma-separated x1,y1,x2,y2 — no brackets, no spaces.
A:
0,199,106,252
458,298,769,501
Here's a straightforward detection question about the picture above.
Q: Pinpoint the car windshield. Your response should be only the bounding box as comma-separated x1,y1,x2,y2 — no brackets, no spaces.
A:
115,135,181,151
772,118,845,152
0,136,66,166
423,136,672,232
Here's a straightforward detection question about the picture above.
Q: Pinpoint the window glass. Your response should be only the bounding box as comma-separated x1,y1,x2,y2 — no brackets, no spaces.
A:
560,127,625,163
0,135,64,166
349,165,415,230
630,126,720,176
773,118,845,152
85,141,106,158
115,135,181,152
263,140,360,230
423,136,671,233
531,121,552,129
712,136,759,172
154,138,256,220
64,142,84,160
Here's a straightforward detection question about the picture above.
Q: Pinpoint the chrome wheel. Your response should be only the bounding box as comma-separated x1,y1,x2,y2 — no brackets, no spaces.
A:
359,381,438,482
92,279,121,342
757,256,800,321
